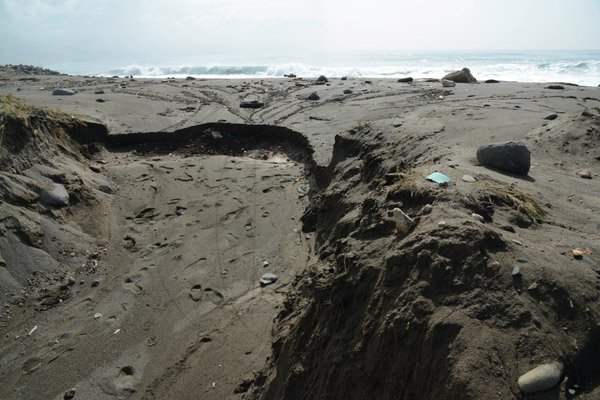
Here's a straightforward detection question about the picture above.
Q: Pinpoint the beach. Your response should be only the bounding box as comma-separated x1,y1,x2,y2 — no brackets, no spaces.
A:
1,67,600,399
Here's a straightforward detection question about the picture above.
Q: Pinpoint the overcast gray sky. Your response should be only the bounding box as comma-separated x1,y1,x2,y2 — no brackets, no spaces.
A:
1,0,599,64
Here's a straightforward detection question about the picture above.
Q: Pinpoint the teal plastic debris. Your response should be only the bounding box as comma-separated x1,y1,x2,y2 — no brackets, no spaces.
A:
426,172,451,184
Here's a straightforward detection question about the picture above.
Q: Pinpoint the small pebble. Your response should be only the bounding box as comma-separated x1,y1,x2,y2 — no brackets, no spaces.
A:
579,170,592,179
64,388,76,400
67,277,76,286
262,260,270,268
512,266,521,276
462,174,476,182
94,313,102,319
260,273,278,286
471,213,484,222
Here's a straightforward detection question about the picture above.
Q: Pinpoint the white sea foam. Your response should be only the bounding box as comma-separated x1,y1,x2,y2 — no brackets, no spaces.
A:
56,51,600,86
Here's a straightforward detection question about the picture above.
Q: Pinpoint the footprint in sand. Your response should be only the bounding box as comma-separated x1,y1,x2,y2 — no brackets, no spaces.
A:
189,284,203,301
204,287,224,305
123,273,144,295
101,366,137,397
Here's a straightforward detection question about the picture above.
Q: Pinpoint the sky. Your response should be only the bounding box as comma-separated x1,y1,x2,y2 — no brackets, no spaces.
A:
1,0,600,65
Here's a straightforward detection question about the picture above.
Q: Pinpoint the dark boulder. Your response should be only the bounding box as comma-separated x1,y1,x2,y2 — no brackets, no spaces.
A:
52,88,75,96
397,77,413,83
316,75,328,85
476,141,531,175
304,92,320,101
544,113,558,120
239,100,264,108
545,85,564,90
484,79,500,83
443,67,477,83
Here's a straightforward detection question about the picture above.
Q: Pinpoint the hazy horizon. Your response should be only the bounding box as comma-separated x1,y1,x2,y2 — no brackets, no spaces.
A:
1,0,600,66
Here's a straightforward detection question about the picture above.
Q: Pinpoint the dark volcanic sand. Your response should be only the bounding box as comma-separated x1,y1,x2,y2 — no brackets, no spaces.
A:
1,71,600,399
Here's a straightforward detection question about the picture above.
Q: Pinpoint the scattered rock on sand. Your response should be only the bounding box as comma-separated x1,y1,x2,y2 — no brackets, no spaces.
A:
397,77,413,83
443,67,477,83
90,163,102,172
545,85,564,90
305,92,320,101
52,88,75,96
240,100,264,109
484,79,500,83
579,170,592,179
341,76,347,80
260,273,278,286
343,89,353,94
94,89,105,94
476,141,531,175
392,208,414,233
63,388,76,400
518,361,563,394
96,98,105,103
441,79,456,87
544,113,558,120
185,76,196,80
316,75,328,85
39,183,69,207
462,174,476,182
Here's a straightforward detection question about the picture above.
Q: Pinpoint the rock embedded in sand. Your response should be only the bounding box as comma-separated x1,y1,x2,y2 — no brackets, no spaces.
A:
392,208,414,233
397,77,413,83
441,79,456,87
484,79,500,83
343,89,353,94
476,141,531,175
39,183,69,208
462,174,476,182
63,388,76,400
442,67,477,83
518,361,563,393
94,89,104,94
316,75,328,85
305,92,320,101
544,113,558,120
260,273,278,286
52,88,75,96
545,85,564,90
240,100,264,109
579,170,592,179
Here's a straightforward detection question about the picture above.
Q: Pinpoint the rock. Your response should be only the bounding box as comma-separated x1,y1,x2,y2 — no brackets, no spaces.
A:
94,89,104,94
185,76,196,80
341,76,347,81
305,92,320,101
343,89,353,94
471,213,485,222
39,183,69,207
572,248,584,259
364,80,372,84
284,73,296,78
90,163,102,173
392,208,414,233
441,79,456,87
425,78,440,82
67,277,76,286
518,361,563,393
442,67,477,83
260,273,278,286
240,100,264,109
579,170,592,179
421,204,433,214
512,266,521,276
29,109,47,119
476,141,531,175
52,88,75,96
316,75,328,85
397,77,413,83
96,98,105,103
262,260,270,268
544,113,558,120
91,280,100,287
545,85,564,90
63,388,76,400
484,79,500,83
94,312,102,319
462,174,476,182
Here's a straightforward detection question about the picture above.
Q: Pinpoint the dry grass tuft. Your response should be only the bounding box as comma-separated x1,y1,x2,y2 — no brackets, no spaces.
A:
477,179,546,223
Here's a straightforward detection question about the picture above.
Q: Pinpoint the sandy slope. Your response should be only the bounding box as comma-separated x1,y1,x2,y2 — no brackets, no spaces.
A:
1,70,600,399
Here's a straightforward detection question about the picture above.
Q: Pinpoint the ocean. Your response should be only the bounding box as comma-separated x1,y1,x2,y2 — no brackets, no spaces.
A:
47,50,600,87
